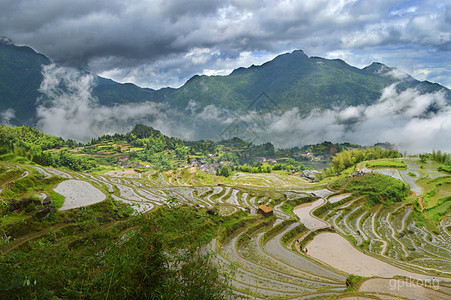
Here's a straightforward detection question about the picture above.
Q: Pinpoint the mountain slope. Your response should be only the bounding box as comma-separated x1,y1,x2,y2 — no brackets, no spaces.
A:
0,38,157,125
0,37,449,129
154,50,450,114
0,38,51,125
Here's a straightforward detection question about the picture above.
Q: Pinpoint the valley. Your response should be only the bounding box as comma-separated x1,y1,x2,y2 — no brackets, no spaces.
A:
1,134,450,298
1,3,451,299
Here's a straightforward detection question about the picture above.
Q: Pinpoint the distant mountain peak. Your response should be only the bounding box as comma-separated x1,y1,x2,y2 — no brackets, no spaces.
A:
363,62,412,81
0,39,449,134
364,62,390,72
291,49,307,55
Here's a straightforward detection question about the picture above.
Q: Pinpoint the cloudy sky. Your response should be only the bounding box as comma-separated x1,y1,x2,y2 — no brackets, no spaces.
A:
1,0,450,89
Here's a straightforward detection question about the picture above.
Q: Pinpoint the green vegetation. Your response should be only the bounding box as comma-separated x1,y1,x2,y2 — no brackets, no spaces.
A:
424,196,451,224
1,38,451,299
312,195,355,217
280,196,312,217
323,147,402,176
3,38,449,137
438,165,451,174
366,160,407,169
0,173,63,200
233,159,305,174
0,126,96,171
235,163,272,173
0,203,236,299
236,217,276,248
298,227,334,249
431,150,451,165
218,165,231,177
345,275,365,292
418,174,451,223
281,224,307,246
343,174,410,205
419,150,450,168
0,123,355,178
261,218,297,244
407,172,416,177
0,151,449,298
299,141,362,156
216,213,257,244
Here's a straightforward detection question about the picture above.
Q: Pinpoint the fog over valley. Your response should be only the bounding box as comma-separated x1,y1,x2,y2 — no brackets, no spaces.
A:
29,63,451,153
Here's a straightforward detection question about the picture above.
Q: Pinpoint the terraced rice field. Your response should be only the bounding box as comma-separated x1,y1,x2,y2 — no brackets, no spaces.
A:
1,161,450,299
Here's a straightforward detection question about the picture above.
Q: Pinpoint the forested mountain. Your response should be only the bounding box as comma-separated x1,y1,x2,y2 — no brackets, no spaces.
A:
0,37,156,125
1,37,449,129
155,50,450,113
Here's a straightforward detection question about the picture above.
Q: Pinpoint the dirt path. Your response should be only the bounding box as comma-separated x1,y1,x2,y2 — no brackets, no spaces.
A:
419,196,426,213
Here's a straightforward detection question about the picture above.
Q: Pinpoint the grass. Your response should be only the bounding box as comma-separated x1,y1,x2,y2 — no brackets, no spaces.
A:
1,173,64,200
438,165,451,174
236,217,276,248
281,223,307,246
2,156,450,298
217,212,258,244
261,218,297,244
417,175,451,209
345,275,365,293
280,196,312,217
343,174,410,205
424,196,451,224
49,191,65,209
366,160,407,169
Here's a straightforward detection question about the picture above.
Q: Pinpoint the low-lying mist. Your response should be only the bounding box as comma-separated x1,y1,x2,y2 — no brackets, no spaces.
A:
36,64,193,141
34,64,450,153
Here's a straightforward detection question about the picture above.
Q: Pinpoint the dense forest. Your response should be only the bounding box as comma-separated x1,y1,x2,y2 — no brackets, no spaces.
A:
1,124,364,173
0,126,95,171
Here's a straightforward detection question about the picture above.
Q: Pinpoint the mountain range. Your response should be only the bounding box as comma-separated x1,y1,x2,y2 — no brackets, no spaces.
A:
0,37,450,149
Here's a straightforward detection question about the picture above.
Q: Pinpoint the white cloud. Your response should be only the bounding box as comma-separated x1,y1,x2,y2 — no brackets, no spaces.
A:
184,83,450,153
34,65,451,154
36,64,192,141
0,108,16,126
263,84,450,152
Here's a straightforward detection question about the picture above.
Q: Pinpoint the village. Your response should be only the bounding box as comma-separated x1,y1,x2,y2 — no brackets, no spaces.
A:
116,152,324,181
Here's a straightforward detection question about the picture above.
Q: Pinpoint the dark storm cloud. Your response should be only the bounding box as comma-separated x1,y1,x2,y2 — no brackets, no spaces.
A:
1,0,225,66
1,0,450,88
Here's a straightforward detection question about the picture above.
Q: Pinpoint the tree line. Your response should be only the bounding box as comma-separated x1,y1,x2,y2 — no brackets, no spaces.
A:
323,147,402,176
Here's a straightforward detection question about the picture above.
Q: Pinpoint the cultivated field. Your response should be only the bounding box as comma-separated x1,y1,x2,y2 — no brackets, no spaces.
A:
1,158,450,299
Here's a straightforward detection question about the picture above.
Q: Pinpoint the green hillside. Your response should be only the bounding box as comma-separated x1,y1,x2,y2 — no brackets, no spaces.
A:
155,50,450,113
0,38,450,129
0,38,51,125
0,38,157,125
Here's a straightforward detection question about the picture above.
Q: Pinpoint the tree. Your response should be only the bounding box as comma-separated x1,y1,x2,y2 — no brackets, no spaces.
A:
218,165,230,177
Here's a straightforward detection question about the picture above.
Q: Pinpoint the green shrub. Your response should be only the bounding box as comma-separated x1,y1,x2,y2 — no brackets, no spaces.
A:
345,275,365,292
344,174,409,205
261,218,297,244
236,217,276,248
438,165,451,174
366,160,407,169
0,206,236,299
281,224,307,245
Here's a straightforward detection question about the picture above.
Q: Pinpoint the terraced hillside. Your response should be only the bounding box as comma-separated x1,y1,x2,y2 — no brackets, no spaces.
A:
1,158,450,299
